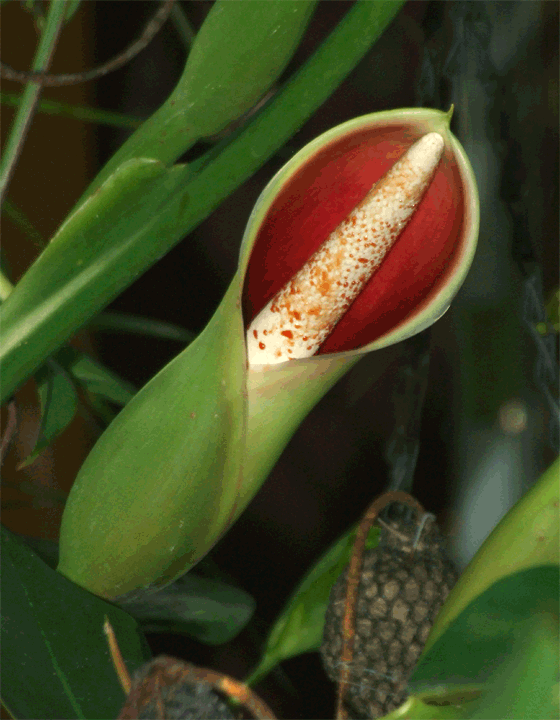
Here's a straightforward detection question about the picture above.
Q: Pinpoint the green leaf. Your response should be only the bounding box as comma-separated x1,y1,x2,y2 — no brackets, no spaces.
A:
120,573,255,646
63,0,82,24
0,92,143,130
424,457,559,654
1,158,191,403
245,524,380,687
1,525,150,720
462,610,559,720
21,360,78,468
383,696,472,720
88,311,196,344
2,197,46,248
87,0,318,190
1,0,405,403
409,565,559,716
55,345,137,408
0,0,68,202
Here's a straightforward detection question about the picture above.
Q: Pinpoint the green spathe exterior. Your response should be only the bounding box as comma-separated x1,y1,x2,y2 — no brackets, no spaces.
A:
57,108,479,599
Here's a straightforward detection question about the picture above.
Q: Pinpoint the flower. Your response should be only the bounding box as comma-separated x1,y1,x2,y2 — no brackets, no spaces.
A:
58,108,479,600
241,106,478,363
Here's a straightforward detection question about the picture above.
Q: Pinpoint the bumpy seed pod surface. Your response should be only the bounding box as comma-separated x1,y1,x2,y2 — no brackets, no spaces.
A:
127,661,236,720
135,678,235,720
321,510,459,719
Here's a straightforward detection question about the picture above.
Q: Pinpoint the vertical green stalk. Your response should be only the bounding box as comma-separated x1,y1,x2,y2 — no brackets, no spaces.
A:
0,0,68,206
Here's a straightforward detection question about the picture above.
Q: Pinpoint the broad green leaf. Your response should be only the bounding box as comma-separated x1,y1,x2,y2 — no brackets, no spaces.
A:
424,456,560,654
0,0,405,403
12,533,59,569
245,524,380,687
461,610,559,720
1,526,150,720
409,565,559,710
8,533,253,645
120,573,255,646
21,361,78,467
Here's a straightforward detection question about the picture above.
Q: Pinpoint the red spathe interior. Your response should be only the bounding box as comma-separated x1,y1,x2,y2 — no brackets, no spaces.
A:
242,123,466,354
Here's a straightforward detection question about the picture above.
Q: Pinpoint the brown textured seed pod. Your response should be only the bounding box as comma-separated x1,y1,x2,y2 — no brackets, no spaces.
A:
119,657,236,720
136,680,235,720
321,508,459,719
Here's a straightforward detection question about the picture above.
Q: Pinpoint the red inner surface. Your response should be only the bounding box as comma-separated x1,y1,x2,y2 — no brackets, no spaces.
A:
242,124,465,354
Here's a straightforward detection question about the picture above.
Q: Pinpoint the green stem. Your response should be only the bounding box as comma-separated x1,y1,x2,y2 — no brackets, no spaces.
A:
0,92,143,131
169,2,196,49
0,0,68,207
2,198,46,248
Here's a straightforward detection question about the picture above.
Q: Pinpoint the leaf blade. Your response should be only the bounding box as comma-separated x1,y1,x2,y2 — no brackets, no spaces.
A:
246,524,380,686
1,526,150,720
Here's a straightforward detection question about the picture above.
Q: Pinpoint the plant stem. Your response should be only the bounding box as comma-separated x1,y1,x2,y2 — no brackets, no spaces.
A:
0,0,68,208
169,2,196,49
0,92,143,130
2,198,46,248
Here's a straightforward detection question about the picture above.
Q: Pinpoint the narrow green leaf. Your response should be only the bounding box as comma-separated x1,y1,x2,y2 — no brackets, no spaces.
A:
88,311,196,344
1,158,191,402
86,0,318,191
21,361,77,468
55,345,137,407
2,197,46,248
169,2,197,50
0,92,143,130
63,0,82,24
246,524,380,687
121,573,255,646
1,526,150,720
0,0,68,203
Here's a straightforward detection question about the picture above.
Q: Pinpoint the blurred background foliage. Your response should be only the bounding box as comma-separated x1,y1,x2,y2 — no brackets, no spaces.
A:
1,2,558,718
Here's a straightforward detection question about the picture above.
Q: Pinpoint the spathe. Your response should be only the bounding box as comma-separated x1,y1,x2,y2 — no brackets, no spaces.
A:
58,107,479,599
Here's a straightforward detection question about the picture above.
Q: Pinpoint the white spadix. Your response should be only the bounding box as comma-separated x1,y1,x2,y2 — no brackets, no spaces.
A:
246,132,445,366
